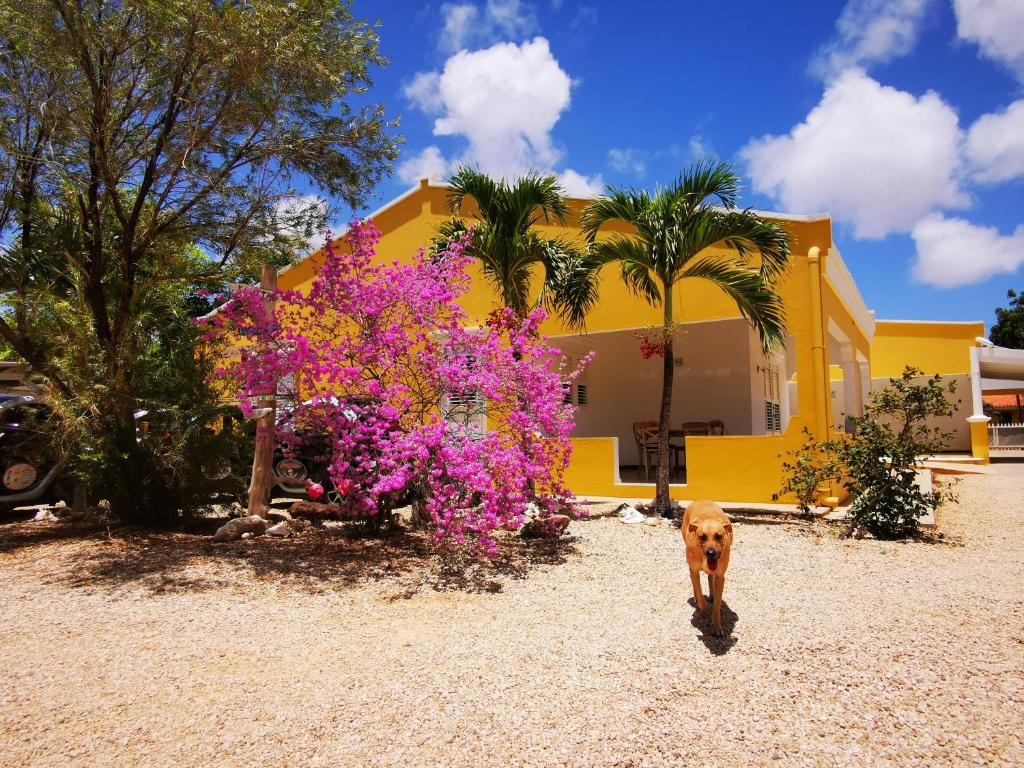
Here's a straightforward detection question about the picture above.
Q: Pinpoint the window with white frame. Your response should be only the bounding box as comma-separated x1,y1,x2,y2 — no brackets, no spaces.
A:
442,350,486,435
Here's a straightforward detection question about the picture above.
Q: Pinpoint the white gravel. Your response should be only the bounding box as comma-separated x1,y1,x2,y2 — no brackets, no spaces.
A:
0,471,1021,767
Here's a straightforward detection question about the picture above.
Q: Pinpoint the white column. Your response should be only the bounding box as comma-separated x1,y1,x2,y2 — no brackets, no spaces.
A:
839,344,862,430
859,361,871,410
969,346,985,418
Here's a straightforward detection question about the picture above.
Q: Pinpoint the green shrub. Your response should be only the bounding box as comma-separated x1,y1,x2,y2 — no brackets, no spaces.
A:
776,367,958,539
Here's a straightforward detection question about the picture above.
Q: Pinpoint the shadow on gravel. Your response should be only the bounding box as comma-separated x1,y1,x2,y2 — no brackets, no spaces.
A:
386,534,581,598
688,596,739,655
0,517,107,556
13,518,581,597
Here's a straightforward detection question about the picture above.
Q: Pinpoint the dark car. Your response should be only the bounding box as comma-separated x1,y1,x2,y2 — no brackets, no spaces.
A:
0,396,63,508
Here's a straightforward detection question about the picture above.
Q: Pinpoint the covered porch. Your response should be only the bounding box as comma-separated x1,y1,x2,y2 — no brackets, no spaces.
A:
550,317,795,486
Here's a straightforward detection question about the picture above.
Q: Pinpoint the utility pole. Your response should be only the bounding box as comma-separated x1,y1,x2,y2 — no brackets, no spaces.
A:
247,264,278,517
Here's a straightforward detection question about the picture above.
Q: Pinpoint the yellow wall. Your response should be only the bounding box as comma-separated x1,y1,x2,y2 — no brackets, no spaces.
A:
870,320,984,378
566,419,834,504
275,180,884,503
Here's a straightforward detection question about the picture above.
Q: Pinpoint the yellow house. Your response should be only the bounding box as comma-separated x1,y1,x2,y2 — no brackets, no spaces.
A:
279,179,1000,504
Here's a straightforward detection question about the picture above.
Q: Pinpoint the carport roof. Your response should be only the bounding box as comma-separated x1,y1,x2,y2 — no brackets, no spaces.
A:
979,346,1024,392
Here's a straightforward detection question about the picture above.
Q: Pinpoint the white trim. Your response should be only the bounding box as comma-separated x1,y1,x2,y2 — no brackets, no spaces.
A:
970,346,984,418
876,318,985,326
825,246,875,341
278,180,434,278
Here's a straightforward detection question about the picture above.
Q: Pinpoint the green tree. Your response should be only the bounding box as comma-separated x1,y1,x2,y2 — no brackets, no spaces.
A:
578,161,791,514
0,0,398,525
433,167,587,323
777,367,958,539
990,289,1024,349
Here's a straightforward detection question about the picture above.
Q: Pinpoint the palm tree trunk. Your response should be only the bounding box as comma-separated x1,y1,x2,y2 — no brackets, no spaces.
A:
655,290,674,515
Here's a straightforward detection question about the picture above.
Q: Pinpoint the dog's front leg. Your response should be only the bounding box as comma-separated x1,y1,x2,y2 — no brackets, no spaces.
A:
711,574,725,636
689,568,708,612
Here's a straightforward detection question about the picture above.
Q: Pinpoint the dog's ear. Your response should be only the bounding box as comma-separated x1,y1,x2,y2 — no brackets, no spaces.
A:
687,523,698,534
724,522,733,534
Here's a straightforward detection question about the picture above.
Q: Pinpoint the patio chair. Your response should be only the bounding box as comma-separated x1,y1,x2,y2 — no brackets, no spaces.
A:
680,421,710,436
632,421,659,481
633,421,686,481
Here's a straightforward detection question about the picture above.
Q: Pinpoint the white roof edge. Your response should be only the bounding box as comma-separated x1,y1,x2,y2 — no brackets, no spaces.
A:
747,209,831,222
876,318,985,326
278,179,431,277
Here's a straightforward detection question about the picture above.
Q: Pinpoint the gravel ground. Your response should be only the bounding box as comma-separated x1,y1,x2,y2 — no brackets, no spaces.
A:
0,472,1022,768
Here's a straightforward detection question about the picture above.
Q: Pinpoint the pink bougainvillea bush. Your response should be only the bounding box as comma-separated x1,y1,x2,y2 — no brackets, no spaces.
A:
202,221,589,555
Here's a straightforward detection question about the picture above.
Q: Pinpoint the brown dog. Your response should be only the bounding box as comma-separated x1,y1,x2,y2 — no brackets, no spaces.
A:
681,499,733,636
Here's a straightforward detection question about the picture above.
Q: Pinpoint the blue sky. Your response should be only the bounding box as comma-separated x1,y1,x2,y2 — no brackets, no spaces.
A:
338,0,1024,329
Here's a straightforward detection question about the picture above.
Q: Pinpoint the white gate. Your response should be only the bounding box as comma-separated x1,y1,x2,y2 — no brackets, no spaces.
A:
990,422,1024,450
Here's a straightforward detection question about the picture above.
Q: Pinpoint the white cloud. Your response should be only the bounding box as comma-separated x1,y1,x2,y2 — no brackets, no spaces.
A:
557,168,604,197
810,0,933,80
397,146,450,184
607,148,646,175
741,69,966,239
404,38,573,180
953,0,1024,80
912,213,1024,287
404,72,442,113
439,0,538,54
966,99,1024,184
687,135,713,160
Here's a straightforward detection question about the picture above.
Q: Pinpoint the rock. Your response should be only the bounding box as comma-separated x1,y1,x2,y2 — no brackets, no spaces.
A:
521,514,571,539
240,532,253,540
266,521,290,537
213,515,268,543
618,504,645,524
266,508,293,523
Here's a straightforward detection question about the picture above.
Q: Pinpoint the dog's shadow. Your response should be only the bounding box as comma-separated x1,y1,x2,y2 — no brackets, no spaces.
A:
687,596,739,655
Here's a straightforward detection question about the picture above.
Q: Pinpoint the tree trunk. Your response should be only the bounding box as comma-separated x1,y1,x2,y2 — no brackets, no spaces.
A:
247,264,278,518
654,289,675,515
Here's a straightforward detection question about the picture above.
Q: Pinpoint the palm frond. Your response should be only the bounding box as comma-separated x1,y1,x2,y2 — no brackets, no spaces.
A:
671,208,791,286
682,257,787,353
446,166,499,219
500,171,570,229
536,238,598,331
579,188,651,242
676,158,740,211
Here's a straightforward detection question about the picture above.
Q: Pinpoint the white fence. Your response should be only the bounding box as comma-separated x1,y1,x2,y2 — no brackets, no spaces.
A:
990,422,1024,450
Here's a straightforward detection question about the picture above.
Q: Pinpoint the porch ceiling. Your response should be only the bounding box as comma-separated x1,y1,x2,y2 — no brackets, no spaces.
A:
979,347,1024,388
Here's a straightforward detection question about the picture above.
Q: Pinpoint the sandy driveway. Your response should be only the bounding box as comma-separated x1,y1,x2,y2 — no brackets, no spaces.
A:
0,471,1021,767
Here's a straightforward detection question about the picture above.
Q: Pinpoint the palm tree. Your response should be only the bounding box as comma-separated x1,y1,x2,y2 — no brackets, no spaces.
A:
433,166,587,324
577,160,791,514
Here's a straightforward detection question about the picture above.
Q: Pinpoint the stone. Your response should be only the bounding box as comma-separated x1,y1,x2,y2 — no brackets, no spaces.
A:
266,521,290,537
266,508,293,523
520,514,571,539
618,504,645,524
213,515,268,543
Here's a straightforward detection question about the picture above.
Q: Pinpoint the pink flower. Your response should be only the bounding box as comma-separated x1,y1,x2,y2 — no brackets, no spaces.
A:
204,218,589,555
